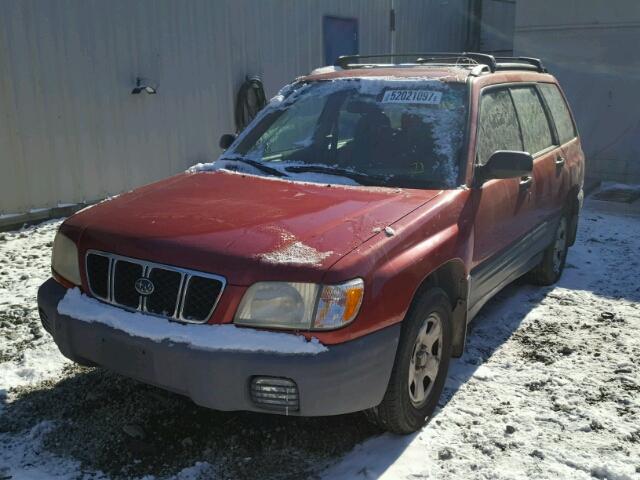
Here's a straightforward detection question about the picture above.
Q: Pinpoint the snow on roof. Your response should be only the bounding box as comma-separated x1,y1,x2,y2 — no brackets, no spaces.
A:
57,289,327,355
308,65,343,75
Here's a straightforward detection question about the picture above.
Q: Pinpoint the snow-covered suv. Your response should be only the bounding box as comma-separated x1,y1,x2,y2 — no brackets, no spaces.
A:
38,53,584,433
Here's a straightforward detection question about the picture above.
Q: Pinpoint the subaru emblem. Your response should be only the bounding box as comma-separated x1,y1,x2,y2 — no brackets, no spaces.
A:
134,277,155,296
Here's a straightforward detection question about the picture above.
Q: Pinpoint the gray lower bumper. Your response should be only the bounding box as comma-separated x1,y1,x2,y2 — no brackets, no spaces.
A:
38,278,400,416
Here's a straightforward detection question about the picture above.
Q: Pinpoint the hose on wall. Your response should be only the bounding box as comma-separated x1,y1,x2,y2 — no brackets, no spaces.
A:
234,75,267,132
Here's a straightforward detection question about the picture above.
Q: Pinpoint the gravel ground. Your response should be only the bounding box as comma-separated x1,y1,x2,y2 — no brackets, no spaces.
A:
1,193,639,479
0,223,56,364
1,365,378,479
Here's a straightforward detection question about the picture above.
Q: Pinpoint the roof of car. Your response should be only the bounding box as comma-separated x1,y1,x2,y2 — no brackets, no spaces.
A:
302,53,553,84
302,66,474,83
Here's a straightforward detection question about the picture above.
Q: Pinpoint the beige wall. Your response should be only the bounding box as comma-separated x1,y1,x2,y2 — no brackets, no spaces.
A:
514,0,640,183
0,0,468,215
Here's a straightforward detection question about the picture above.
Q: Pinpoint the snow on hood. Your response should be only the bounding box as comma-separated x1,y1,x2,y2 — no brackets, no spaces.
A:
57,289,327,354
258,226,333,266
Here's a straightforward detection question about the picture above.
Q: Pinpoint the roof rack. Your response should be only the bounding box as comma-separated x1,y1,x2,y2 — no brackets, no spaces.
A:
336,52,498,71
335,52,547,74
494,56,547,73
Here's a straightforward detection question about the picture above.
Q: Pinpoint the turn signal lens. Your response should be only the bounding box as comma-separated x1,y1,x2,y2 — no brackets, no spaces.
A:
313,279,364,329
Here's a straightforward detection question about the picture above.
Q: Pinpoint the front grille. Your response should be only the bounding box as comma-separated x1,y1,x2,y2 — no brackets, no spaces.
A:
146,268,182,317
85,251,226,323
113,260,143,308
85,254,109,299
181,275,224,322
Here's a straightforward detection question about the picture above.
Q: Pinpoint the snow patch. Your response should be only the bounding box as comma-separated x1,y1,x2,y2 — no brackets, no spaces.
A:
256,226,333,266
309,65,343,75
57,288,327,354
259,241,333,266
0,342,71,392
186,162,214,173
0,421,102,479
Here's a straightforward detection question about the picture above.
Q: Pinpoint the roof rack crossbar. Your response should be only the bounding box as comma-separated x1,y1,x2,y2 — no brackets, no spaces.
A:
336,52,498,72
494,56,547,73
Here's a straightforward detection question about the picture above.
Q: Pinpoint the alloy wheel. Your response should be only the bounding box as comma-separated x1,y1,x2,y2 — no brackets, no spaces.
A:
408,312,443,406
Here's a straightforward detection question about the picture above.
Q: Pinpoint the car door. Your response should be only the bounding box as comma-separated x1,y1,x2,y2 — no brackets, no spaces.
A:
538,82,583,217
509,85,560,228
469,86,535,310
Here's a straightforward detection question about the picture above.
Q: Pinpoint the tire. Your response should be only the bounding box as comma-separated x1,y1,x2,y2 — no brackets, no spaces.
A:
365,288,452,434
567,200,580,246
527,213,570,286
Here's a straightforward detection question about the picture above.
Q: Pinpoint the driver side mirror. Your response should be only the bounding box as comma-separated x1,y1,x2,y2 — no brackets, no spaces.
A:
478,150,533,184
219,133,237,150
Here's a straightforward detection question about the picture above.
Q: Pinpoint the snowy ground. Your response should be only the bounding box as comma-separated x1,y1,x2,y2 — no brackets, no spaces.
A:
0,193,639,479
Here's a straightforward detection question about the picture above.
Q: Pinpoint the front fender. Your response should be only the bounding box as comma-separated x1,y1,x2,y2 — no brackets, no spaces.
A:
315,190,473,346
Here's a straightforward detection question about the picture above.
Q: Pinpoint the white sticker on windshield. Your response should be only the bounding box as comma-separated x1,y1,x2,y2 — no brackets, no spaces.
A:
381,90,442,105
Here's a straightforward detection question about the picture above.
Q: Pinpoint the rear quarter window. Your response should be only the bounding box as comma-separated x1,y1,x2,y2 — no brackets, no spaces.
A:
539,83,577,144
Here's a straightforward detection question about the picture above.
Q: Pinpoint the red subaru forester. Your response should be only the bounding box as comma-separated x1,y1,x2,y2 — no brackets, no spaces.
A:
39,53,584,433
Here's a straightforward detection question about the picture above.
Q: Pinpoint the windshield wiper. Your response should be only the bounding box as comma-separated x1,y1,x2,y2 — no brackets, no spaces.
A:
284,165,389,186
222,157,288,178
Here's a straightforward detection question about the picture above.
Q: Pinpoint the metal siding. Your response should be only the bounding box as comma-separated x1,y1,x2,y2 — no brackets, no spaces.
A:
394,0,469,53
514,0,640,183
1,0,466,215
480,0,516,55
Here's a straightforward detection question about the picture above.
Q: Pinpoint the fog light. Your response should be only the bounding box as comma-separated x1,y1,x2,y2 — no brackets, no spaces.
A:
250,377,299,413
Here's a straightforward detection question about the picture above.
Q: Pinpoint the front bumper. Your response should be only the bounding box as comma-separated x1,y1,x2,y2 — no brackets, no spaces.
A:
38,278,400,416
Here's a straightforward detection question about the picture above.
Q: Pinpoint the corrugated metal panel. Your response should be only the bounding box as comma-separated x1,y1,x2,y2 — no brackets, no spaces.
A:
0,0,467,215
514,0,640,183
394,0,469,53
480,0,515,55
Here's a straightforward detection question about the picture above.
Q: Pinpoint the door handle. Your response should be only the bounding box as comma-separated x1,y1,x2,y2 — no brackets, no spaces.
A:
555,156,566,168
519,176,532,189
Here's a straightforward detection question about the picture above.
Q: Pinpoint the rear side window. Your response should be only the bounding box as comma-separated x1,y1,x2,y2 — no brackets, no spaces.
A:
476,89,523,165
539,83,576,144
510,87,554,155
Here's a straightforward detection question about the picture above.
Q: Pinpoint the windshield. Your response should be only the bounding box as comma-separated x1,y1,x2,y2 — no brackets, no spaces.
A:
220,78,469,189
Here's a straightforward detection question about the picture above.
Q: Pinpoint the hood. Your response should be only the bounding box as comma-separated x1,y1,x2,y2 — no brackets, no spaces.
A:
67,171,441,284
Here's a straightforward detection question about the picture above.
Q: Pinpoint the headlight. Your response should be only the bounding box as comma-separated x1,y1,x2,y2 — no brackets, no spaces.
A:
51,231,81,285
235,282,320,329
234,278,364,330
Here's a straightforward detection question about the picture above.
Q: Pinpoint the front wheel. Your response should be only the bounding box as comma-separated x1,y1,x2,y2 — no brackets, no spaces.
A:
365,288,452,434
527,214,569,286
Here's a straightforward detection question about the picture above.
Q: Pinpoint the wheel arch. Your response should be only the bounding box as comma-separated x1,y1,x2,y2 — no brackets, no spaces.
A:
566,185,582,246
409,259,469,358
